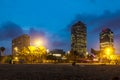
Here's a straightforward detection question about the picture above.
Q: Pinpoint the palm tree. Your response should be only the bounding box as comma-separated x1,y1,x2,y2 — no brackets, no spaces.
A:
0,47,5,56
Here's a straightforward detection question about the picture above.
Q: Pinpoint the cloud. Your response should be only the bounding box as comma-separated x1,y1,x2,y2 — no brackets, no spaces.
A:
65,13,98,32
29,27,46,38
0,21,24,41
52,41,66,47
28,27,49,47
91,10,120,33
114,34,120,41
50,39,70,50
66,10,120,34
48,29,70,50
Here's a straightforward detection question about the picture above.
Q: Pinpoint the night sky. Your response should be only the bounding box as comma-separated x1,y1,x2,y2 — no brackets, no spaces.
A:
0,0,120,54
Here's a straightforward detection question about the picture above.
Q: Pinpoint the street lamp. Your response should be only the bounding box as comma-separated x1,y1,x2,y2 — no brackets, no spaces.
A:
47,49,49,54
104,47,114,63
14,47,19,56
14,47,18,52
34,40,43,47
104,47,113,56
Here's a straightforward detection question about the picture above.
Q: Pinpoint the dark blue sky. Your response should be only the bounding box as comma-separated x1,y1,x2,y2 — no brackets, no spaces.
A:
0,0,120,54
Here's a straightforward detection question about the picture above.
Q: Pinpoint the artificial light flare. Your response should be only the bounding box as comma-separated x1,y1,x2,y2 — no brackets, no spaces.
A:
31,37,48,48
104,47,114,56
35,40,43,47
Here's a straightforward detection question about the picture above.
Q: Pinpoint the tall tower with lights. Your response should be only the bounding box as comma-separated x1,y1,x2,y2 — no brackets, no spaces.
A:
71,21,87,58
100,28,114,52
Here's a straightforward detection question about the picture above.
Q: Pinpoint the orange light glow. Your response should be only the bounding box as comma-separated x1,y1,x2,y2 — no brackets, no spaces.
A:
35,40,43,47
14,47,18,52
104,47,114,56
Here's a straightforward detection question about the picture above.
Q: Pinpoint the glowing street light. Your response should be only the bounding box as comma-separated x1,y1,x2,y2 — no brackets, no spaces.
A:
106,48,111,55
67,51,70,54
104,47,113,56
14,47,19,56
34,40,43,47
14,47,18,52
104,47,114,60
46,49,49,53
15,57,18,60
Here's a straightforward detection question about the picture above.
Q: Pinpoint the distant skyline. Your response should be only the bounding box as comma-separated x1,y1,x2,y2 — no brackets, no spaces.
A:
0,0,120,54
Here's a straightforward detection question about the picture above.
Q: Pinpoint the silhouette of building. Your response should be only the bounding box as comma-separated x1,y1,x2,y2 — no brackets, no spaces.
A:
71,21,87,57
12,34,30,55
100,28,114,52
49,49,65,57
47,49,65,62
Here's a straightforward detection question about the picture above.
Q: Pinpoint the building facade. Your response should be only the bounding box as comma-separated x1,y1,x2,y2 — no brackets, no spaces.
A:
12,34,30,55
71,21,87,57
100,28,114,52
49,49,65,57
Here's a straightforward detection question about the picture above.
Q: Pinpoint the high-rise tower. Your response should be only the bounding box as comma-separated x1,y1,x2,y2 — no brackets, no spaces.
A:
71,21,87,57
100,28,114,52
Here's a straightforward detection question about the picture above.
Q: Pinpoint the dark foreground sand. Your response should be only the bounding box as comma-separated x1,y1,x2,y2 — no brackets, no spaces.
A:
0,63,120,80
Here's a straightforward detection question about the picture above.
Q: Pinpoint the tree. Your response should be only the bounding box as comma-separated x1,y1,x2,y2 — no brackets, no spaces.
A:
18,46,47,63
36,46,47,62
0,47,5,56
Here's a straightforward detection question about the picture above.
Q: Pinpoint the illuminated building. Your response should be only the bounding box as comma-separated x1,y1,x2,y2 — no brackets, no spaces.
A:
71,21,87,57
48,49,65,60
49,49,65,57
12,34,30,55
100,28,114,52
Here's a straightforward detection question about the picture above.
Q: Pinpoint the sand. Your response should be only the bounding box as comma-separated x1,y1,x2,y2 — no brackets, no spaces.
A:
0,63,120,80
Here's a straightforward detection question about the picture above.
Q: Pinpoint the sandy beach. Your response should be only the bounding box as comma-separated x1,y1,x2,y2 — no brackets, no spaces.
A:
0,63,120,80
